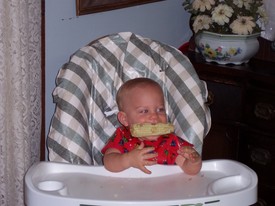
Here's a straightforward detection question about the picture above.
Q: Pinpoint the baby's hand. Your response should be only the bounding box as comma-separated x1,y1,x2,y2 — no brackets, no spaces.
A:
177,146,201,163
128,142,157,174
176,146,202,175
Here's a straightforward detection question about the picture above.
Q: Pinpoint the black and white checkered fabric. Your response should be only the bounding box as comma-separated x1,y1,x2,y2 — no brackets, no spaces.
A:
47,32,211,165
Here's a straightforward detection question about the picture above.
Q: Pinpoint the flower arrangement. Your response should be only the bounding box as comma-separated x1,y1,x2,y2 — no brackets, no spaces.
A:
183,0,267,35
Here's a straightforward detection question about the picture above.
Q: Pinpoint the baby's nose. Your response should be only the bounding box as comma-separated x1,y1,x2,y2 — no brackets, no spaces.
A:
149,112,159,122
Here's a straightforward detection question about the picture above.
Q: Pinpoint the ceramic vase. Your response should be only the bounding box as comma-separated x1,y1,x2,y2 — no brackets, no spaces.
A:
195,31,260,65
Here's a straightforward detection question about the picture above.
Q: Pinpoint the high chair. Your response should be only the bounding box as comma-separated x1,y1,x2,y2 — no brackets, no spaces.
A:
47,32,211,165
24,32,257,206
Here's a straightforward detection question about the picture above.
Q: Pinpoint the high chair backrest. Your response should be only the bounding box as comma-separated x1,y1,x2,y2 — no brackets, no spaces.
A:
47,32,211,165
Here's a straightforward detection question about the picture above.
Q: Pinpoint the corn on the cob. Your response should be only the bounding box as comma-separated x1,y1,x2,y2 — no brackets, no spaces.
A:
130,123,174,137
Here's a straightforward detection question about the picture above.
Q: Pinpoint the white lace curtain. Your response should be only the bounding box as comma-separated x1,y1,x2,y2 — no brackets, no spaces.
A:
261,0,275,41
0,1,41,205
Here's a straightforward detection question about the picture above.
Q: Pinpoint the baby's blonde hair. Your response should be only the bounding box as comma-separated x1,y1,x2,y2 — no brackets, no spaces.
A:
116,78,163,111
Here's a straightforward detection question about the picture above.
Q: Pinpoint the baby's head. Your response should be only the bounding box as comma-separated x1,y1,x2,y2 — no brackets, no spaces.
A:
116,78,167,135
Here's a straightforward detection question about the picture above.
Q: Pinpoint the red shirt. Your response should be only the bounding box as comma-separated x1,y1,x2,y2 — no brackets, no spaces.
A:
101,127,193,165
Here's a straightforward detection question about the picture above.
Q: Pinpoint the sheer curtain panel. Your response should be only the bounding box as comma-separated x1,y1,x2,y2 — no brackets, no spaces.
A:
0,1,41,205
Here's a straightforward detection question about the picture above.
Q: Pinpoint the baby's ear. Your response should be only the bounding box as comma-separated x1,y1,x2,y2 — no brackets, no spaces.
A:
117,111,129,126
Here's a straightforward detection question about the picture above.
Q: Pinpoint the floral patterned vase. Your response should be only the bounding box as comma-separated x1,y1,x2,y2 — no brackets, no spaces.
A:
195,31,260,65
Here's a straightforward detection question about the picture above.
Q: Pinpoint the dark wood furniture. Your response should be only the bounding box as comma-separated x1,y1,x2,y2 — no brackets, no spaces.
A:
185,50,275,206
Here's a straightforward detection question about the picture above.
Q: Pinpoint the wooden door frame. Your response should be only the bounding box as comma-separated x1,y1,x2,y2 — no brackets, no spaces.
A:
41,0,45,160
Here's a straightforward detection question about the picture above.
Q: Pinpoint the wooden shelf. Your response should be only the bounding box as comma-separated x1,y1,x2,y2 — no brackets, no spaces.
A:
186,51,275,206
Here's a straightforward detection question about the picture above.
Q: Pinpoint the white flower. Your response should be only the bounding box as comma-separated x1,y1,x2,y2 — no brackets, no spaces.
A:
233,0,253,9
192,0,215,12
192,15,212,33
212,4,234,25
230,16,256,34
183,0,266,34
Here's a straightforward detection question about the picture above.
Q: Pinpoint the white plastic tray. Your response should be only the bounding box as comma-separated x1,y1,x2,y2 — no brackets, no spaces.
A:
24,159,257,206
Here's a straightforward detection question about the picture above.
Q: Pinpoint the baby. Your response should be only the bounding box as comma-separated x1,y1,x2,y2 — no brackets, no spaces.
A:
101,78,202,175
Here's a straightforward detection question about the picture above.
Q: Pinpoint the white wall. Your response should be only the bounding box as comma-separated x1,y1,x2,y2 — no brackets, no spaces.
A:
45,0,192,155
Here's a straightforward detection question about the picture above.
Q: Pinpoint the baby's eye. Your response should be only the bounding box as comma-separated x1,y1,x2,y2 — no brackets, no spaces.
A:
139,109,149,114
157,107,166,113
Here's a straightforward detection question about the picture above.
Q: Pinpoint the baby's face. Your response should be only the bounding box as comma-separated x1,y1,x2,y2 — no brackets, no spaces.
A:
121,84,167,141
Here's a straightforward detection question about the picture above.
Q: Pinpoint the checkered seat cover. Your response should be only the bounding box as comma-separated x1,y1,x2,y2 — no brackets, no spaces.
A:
47,32,211,165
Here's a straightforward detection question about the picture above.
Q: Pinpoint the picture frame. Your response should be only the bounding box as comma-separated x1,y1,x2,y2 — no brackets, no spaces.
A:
76,0,163,16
